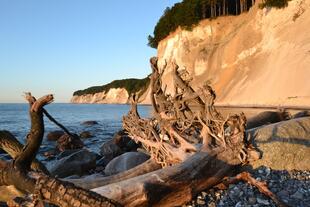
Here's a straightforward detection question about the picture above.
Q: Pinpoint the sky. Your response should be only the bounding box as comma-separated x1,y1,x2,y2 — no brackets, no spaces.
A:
0,0,180,103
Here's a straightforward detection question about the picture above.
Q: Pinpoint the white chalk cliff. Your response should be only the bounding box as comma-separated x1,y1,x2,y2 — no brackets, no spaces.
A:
72,0,310,107
157,0,310,108
71,88,129,104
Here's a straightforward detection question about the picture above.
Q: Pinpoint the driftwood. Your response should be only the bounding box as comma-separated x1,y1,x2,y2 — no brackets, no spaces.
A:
88,57,260,206
67,158,161,189
0,93,119,207
0,57,285,207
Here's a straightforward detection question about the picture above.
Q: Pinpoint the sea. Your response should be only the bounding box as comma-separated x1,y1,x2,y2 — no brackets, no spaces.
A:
0,103,303,162
0,103,152,160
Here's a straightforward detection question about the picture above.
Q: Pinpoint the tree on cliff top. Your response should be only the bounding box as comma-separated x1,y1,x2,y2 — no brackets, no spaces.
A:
148,0,289,49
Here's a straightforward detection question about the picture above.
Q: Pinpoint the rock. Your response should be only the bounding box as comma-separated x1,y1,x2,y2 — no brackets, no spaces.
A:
248,197,256,205
248,117,310,170
104,152,150,175
277,189,289,198
196,199,205,205
256,198,269,205
246,110,291,130
56,133,84,152
43,150,57,158
46,130,64,141
79,131,93,139
82,121,98,126
57,149,81,160
293,111,310,119
96,156,110,167
112,130,140,151
291,190,304,200
49,149,96,178
99,139,122,161
234,201,242,207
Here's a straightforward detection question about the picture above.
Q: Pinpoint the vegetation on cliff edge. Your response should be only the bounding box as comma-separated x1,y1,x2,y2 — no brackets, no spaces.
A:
148,0,289,48
73,76,150,97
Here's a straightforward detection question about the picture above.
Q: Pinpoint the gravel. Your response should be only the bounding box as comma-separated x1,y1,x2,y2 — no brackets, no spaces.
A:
185,166,310,207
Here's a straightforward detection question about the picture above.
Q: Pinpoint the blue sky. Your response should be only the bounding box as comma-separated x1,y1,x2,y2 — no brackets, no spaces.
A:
0,0,180,103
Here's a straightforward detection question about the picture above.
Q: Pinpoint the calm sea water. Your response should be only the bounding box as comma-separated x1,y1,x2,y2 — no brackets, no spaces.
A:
0,103,152,156
0,103,302,161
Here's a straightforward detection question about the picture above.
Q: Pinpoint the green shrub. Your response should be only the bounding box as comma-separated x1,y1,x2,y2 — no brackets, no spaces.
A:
73,76,150,97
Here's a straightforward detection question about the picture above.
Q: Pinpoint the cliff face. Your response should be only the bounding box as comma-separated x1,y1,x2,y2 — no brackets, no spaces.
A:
71,88,129,104
72,0,310,106
157,0,310,107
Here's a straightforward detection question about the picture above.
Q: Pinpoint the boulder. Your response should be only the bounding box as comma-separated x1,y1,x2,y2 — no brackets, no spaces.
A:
82,121,98,126
57,149,81,160
80,131,93,139
99,139,122,161
49,149,96,178
46,130,64,141
292,110,310,119
56,133,84,152
113,130,140,151
247,117,310,170
246,110,291,130
104,152,150,176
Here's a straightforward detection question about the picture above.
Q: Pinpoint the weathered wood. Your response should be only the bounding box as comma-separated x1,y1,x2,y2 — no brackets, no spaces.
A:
116,57,260,206
92,150,241,206
67,158,161,189
0,93,120,207
0,130,49,174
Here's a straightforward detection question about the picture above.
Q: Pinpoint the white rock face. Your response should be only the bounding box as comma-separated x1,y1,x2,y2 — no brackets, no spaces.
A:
71,88,129,104
157,0,310,108
72,0,310,106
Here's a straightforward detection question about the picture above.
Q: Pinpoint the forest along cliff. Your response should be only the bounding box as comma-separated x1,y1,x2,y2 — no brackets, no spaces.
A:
71,0,310,107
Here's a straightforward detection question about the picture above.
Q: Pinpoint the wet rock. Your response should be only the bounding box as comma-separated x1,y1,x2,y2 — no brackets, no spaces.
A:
46,130,64,141
49,149,96,178
96,156,110,167
104,152,150,175
56,133,84,152
99,139,122,161
82,120,98,126
57,149,81,160
112,130,140,151
291,190,304,200
256,198,269,205
79,131,93,139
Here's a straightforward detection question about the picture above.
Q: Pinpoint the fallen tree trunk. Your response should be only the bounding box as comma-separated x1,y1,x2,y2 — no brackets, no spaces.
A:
93,57,260,206
92,150,241,206
0,130,49,174
0,93,120,207
0,57,282,207
67,158,161,189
